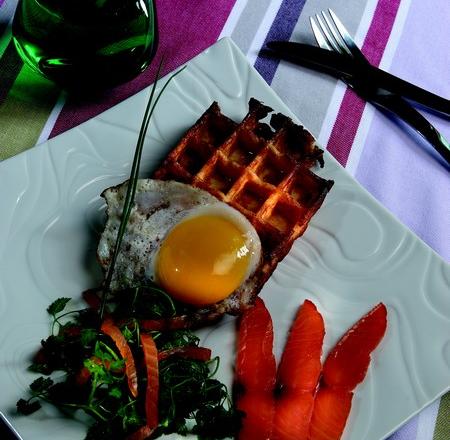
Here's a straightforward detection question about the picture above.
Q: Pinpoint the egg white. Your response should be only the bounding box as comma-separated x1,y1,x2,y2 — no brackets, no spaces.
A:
97,179,262,298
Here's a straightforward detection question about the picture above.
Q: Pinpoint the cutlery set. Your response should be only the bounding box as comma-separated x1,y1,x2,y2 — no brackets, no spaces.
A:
266,9,450,166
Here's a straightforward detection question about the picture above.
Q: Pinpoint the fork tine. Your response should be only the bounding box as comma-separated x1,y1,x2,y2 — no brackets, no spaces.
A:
327,9,367,62
310,16,332,51
321,11,352,57
314,14,342,54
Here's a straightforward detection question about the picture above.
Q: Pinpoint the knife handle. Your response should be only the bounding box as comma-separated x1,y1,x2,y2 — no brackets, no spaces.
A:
370,68,450,118
371,92,450,165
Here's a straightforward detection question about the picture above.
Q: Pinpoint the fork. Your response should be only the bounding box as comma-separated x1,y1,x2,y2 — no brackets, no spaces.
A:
310,9,450,165
310,9,450,108
310,10,367,64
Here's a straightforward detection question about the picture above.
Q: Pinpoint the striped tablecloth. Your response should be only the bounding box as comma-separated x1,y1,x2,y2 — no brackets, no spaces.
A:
0,1,449,439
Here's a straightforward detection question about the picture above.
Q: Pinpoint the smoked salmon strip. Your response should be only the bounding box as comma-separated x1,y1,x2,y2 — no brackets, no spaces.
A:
273,300,325,440
322,303,387,391
236,298,276,439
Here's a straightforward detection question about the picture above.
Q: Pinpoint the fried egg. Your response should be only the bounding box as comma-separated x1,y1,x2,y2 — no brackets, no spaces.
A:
97,179,261,306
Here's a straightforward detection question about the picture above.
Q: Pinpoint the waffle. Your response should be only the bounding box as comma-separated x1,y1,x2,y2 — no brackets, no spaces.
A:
152,98,334,318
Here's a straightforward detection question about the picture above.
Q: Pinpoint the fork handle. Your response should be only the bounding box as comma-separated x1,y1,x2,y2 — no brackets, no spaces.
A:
371,92,450,165
368,67,450,118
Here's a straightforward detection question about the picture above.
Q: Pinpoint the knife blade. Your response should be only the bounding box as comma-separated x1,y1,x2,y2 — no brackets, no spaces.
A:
266,41,450,118
0,413,23,440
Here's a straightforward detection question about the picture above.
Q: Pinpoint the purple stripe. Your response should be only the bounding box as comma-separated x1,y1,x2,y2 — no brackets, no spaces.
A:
387,413,419,440
326,0,402,166
355,0,450,262
51,0,236,138
253,0,306,84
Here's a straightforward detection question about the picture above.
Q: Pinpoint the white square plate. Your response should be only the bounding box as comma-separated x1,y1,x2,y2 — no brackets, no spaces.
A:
0,38,449,440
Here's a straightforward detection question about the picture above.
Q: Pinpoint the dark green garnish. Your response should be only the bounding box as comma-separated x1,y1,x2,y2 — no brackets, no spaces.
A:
17,63,240,439
16,398,41,415
155,356,239,438
193,404,242,439
47,297,71,316
19,289,239,438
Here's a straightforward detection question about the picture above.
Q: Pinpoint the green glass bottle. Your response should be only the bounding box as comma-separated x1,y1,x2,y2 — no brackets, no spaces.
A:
12,0,158,90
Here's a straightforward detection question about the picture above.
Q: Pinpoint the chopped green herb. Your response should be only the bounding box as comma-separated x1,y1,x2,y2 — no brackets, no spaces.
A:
80,328,98,347
18,285,240,439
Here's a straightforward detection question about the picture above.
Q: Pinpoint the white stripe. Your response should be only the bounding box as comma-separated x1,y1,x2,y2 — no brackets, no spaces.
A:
352,0,380,49
317,81,346,147
246,0,284,64
35,91,67,146
378,0,412,71
317,0,379,152
416,399,440,440
346,0,413,173
219,0,249,39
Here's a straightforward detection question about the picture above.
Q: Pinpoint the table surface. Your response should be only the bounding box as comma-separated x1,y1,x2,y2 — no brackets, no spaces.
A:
0,1,449,439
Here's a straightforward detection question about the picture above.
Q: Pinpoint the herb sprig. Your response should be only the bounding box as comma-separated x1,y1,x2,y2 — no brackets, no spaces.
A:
17,63,241,439
100,59,186,318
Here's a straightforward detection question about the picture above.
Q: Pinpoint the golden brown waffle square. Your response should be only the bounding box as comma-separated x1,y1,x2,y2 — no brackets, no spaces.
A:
153,98,334,321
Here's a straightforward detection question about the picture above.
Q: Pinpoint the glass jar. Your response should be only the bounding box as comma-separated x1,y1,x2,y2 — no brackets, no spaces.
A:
12,0,158,90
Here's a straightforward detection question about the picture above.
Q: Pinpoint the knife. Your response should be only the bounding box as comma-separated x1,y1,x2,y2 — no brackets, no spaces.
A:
265,42,450,165
266,42,450,118
0,412,23,440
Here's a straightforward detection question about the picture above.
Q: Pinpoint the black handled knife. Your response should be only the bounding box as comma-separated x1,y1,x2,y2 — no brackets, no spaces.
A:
266,41,450,118
265,41,450,165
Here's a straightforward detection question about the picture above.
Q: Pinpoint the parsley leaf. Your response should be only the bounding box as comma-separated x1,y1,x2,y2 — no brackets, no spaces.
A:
47,298,71,316
29,377,54,394
16,398,41,415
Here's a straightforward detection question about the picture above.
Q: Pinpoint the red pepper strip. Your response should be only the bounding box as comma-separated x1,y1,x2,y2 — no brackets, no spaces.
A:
139,316,191,331
236,298,276,440
140,333,159,430
126,425,154,440
82,288,102,311
139,311,223,331
158,346,211,362
75,356,125,386
75,365,92,387
101,318,138,398
273,300,325,440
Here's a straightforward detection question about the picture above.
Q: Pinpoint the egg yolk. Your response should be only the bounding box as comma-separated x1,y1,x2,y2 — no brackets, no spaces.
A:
156,215,251,306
